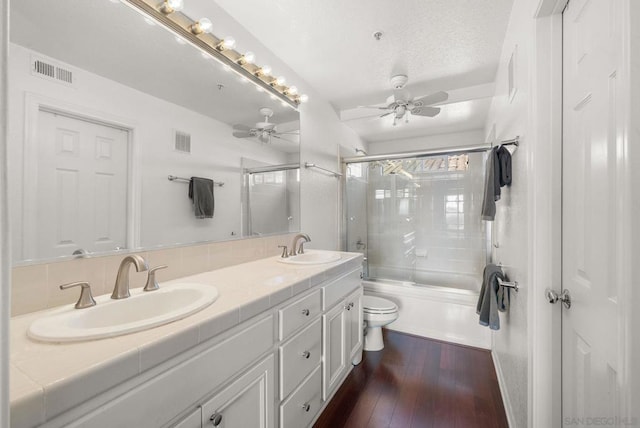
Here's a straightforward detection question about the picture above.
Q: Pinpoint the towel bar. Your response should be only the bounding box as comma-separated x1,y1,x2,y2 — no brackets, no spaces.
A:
304,162,342,178
497,277,519,292
168,175,224,187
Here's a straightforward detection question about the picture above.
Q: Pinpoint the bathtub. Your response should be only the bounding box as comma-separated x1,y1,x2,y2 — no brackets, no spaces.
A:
362,272,492,349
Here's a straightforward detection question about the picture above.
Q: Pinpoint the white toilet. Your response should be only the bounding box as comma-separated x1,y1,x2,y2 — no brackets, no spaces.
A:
362,295,399,351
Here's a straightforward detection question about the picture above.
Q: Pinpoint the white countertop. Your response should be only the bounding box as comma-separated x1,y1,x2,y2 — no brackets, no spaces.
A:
9,250,363,427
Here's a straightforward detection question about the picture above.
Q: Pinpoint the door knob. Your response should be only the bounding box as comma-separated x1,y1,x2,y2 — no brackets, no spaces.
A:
545,288,571,309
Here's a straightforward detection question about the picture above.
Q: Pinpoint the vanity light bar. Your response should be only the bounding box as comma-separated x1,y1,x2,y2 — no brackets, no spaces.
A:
121,0,305,108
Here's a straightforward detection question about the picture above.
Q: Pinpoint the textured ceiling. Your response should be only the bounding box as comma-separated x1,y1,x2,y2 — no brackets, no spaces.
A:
212,0,514,111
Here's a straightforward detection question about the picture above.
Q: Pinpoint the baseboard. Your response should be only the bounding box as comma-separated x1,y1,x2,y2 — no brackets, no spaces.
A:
386,324,491,350
491,349,515,428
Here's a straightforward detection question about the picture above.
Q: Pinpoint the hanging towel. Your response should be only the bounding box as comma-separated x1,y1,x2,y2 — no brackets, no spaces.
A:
481,147,499,221
188,177,214,219
497,145,512,186
477,264,509,330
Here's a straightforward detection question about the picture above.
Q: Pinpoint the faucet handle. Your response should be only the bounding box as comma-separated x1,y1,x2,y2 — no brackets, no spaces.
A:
60,282,96,309
278,245,289,258
144,265,167,292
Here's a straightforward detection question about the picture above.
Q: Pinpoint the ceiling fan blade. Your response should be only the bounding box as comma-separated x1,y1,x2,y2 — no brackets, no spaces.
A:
275,131,300,135
271,134,297,143
233,131,253,138
413,91,449,107
358,105,390,110
233,124,252,132
411,106,441,117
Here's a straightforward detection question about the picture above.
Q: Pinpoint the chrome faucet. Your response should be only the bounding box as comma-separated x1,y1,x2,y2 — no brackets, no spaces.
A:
290,233,311,256
112,255,149,299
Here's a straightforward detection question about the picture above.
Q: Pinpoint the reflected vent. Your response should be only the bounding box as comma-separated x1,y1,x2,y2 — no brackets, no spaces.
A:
174,130,191,153
31,56,74,86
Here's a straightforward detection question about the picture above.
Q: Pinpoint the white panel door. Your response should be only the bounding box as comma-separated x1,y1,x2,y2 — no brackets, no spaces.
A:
562,0,623,423
34,110,128,259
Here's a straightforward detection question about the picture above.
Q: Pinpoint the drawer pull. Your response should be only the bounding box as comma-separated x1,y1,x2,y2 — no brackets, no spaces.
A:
301,350,311,359
209,413,223,426
302,403,311,412
301,308,310,316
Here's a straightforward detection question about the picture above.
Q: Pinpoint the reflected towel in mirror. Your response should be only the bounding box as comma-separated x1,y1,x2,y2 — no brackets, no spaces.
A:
188,177,214,219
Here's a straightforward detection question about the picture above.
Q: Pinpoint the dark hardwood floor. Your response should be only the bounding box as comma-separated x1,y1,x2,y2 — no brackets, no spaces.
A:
314,330,509,428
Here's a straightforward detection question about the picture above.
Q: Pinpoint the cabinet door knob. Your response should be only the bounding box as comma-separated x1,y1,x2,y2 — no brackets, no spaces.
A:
210,412,222,426
301,350,311,359
302,403,311,412
345,303,351,310
301,308,310,316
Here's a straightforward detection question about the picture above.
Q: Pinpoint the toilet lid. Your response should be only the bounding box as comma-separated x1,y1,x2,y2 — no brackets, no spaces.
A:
362,295,397,313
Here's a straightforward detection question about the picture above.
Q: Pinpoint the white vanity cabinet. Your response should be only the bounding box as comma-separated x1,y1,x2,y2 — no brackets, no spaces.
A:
200,355,275,428
277,290,323,428
21,258,364,428
321,270,363,401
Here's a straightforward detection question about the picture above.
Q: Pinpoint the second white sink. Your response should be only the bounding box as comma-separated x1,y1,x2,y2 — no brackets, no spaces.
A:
277,250,342,265
28,283,219,343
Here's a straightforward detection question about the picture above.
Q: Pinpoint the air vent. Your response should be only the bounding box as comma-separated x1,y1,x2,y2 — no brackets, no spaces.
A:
31,56,74,86
174,130,191,153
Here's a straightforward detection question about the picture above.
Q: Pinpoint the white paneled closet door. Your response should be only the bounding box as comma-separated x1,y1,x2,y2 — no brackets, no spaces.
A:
33,110,129,259
562,0,626,423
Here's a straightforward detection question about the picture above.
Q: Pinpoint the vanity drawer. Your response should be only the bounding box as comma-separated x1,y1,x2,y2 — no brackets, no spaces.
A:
279,289,321,340
322,268,362,310
280,365,322,428
279,318,322,400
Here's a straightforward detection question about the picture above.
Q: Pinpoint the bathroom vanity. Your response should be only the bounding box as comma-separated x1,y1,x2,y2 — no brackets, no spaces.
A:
9,251,363,428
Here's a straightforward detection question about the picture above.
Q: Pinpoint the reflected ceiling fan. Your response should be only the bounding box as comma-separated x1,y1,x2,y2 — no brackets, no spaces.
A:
232,108,299,144
360,75,449,126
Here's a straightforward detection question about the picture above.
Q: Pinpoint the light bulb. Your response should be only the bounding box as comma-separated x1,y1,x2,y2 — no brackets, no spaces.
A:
299,94,309,103
242,51,255,64
222,37,236,50
276,76,286,86
192,18,213,34
287,86,298,95
256,65,272,77
161,0,183,13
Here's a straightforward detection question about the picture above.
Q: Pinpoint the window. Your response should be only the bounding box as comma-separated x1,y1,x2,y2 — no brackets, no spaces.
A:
445,193,464,230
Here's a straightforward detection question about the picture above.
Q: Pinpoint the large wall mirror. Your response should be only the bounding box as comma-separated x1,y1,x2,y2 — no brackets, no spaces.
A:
9,0,301,264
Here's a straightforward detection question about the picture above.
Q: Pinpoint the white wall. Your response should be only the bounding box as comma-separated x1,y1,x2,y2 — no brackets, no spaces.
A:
484,1,534,426
298,97,365,250
0,0,10,424
8,43,291,261
367,129,485,155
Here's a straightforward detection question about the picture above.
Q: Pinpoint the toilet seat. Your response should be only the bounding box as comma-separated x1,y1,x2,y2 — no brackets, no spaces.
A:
362,295,398,315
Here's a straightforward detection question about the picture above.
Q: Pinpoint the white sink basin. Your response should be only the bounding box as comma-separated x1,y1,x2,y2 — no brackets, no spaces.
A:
277,251,342,265
28,283,219,343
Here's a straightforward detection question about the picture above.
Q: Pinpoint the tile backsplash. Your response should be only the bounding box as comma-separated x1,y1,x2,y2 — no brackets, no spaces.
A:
11,234,297,317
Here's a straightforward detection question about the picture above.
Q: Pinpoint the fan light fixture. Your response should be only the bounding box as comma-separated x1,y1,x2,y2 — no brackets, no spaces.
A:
126,0,305,106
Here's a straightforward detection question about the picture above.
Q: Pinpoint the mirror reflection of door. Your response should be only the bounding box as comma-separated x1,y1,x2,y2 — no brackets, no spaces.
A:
29,109,129,260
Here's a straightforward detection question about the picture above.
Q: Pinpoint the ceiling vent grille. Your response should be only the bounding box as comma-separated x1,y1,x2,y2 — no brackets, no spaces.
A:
174,130,191,154
31,56,74,86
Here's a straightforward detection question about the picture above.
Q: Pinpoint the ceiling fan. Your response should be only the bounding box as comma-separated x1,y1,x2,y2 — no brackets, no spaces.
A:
360,75,449,126
232,108,299,144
